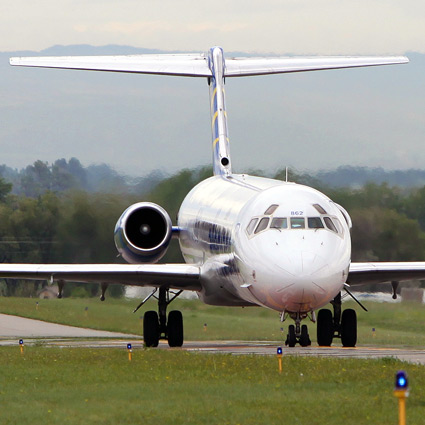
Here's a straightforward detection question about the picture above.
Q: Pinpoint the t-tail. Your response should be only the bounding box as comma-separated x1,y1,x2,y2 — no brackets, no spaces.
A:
10,48,408,176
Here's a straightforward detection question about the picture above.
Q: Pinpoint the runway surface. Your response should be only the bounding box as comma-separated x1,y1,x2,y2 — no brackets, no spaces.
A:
1,314,424,364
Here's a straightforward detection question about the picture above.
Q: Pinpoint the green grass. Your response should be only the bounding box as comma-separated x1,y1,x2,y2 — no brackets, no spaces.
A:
1,296,425,347
0,347,423,424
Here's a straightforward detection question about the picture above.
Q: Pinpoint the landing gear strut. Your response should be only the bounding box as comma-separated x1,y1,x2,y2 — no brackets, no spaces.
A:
317,292,357,347
141,287,184,348
285,312,311,347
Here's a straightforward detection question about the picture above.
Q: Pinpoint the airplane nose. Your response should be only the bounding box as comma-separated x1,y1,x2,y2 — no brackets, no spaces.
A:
246,248,341,312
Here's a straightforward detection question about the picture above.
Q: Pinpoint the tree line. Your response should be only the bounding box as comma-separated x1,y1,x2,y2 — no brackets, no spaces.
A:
1,159,425,297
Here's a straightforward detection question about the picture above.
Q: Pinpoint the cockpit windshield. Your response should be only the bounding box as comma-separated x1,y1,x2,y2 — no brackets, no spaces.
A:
246,214,341,236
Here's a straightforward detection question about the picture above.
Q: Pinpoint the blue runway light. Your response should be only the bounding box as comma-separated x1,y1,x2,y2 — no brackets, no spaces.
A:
127,343,132,350
277,347,282,355
395,371,408,390
19,339,23,345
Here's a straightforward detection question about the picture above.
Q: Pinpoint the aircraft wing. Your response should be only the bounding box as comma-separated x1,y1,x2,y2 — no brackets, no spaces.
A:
0,263,201,291
347,262,425,286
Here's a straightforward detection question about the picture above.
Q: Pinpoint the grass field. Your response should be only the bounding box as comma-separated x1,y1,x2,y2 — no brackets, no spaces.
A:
0,347,423,425
1,296,425,347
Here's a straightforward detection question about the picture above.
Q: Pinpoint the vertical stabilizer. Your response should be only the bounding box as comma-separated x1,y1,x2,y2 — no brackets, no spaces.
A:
208,47,232,176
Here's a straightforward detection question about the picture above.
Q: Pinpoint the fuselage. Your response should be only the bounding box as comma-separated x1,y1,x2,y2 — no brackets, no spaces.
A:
178,173,351,316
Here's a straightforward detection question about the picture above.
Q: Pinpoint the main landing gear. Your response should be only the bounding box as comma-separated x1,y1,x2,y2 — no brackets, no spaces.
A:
135,287,184,348
316,292,359,347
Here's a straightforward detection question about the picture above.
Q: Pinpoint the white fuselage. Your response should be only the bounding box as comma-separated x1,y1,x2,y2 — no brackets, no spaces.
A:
178,174,351,315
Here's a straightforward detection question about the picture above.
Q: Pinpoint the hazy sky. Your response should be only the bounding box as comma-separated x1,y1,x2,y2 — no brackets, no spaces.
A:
1,2,425,177
2,1,424,55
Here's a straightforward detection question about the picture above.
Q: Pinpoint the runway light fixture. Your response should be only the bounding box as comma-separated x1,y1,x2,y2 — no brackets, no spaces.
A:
19,339,24,355
127,343,133,362
276,347,283,374
395,371,408,390
394,370,409,425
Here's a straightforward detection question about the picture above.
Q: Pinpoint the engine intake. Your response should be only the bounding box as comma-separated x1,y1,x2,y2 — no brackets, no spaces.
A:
114,202,172,263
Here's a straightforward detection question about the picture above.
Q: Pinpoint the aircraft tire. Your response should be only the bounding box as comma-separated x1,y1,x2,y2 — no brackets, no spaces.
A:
143,310,159,347
287,324,296,347
317,309,333,346
341,309,357,347
300,324,311,347
167,310,184,347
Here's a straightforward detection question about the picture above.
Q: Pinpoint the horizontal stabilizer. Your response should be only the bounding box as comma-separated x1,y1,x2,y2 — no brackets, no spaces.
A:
10,53,408,78
10,53,212,77
224,56,409,77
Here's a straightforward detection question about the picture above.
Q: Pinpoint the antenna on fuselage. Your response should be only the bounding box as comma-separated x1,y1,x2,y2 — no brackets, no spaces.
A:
285,167,288,183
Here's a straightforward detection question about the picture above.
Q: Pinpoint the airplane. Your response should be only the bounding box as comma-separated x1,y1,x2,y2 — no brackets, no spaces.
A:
3,46,424,348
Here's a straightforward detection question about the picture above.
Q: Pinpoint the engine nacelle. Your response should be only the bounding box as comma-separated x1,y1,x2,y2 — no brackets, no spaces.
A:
114,202,173,263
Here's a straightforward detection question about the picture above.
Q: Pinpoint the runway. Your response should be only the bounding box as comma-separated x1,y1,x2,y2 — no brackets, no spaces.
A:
0,314,424,364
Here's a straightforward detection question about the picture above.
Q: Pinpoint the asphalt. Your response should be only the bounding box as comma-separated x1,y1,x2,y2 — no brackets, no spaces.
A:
1,314,424,364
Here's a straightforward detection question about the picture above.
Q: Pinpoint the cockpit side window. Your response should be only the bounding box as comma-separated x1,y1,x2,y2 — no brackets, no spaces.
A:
246,218,258,235
271,217,288,229
308,217,324,229
290,217,305,229
324,217,338,233
255,217,270,234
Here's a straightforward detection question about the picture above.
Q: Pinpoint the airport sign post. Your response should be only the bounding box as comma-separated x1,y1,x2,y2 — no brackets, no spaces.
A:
394,370,409,425
19,339,24,355
277,347,283,374
127,343,132,362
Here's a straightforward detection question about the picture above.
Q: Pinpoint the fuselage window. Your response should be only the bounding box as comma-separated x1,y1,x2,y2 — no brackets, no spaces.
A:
308,217,324,229
313,204,327,215
255,217,270,234
271,217,288,229
264,204,279,215
246,218,258,235
290,217,305,229
324,217,338,233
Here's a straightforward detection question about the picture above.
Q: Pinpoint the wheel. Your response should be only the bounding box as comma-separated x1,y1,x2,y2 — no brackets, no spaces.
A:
143,310,159,347
286,324,296,347
167,310,184,347
317,309,334,346
299,324,311,347
341,309,357,347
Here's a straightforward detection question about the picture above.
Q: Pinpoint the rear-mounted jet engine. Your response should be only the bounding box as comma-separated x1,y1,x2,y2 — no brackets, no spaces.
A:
114,202,173,263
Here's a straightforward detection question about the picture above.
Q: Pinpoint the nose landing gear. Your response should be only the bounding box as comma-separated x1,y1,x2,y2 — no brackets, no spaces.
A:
285,312,312,347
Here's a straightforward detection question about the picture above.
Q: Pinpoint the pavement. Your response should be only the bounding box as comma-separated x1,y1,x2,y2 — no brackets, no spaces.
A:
1,314,424,365
0,313,138,338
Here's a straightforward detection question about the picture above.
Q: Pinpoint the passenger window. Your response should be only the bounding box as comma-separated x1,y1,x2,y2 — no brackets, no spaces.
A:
255,217,270,234
308,217,324,229
290,217,305,229
324,217,338,233
271,217,288,229
246,218,258,235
